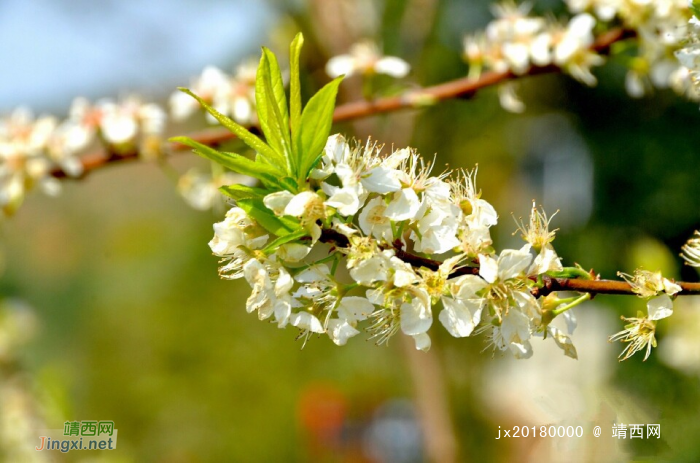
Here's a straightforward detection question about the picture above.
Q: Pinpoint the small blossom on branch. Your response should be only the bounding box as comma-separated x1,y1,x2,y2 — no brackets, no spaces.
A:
609,294,674,361
326,40,410,79
618,269,682,298
681,230,700,267
170,61,258,125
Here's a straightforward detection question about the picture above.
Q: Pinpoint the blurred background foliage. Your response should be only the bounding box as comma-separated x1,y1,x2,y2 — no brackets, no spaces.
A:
2,0,700,461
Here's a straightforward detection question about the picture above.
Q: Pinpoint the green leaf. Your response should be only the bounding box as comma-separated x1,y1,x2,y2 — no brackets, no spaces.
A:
295,76,343,180
278,177,298,192
237,198,300,236
171,136,282,186
263,228,308,253
692,0,700,19
255,49,291,169
177,88,283,165
219,184,270,201
289,33,304,147
262,49,294,171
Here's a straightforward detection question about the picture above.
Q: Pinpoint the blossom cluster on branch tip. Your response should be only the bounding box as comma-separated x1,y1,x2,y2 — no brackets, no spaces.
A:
208,133,582,357
681,230,700,267
467,0,698,113
325,40,410,79
183,30,696,362
169,61,258,125
676,3,700,96
0,97,166,215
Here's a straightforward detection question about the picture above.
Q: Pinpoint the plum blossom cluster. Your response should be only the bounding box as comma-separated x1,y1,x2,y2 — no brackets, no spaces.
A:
209,133,580,358
675,6,700,95
325,41,410,79
169,61,258,125
0,61,262,216
177,168,252,211
463,3,605,112
569,0,698,99
0,98,166,215
464,0,699,112
464,5,601,82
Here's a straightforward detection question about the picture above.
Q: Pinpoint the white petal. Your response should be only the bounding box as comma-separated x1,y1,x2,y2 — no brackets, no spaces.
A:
358,197,392,241
290,312,325,333
274,300,291,328
350,256,389,285
170,92,198,121
509,341,533,359
385,188,421,221
277,243,311,262
389,256,418,287
275,268,294,296
472,199,498,227
326,55,356,78
498,83,525,113
500,309,531,344
325,187,361,216
647,294,673,320
324,133,349,164
361,166,402,193
338,297,375,322
295,265,331,283
547,326,578,359
625,72,645,98
263,191,294,216
232,96,253,123
478,254,499,284
400,297,432,336
412,333,431,352
502,43,530,75
374,57,410,78
284,191,323,218
563,311,577,335
568,13,595,37
662,279,682,296
439,298,483,337
497,247,533,281
529,244,563,275
101,114,138,143
332,218,359,238
327,319,360,346
530,33,552,66
451,275,489,299
676,45,700,71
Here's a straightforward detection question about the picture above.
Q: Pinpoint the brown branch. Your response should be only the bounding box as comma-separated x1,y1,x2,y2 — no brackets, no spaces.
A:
52,26,685,299
534,277,700,297
319,229,700,297
50,27,634,180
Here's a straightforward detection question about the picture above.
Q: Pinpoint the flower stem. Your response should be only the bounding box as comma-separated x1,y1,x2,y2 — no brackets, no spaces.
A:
552,293,591,316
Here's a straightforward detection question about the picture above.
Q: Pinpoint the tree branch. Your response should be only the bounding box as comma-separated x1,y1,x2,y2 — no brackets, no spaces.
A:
50,27,634,179
319,229,700,297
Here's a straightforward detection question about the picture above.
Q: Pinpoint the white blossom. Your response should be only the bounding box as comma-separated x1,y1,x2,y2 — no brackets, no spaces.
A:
326,41,410,78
